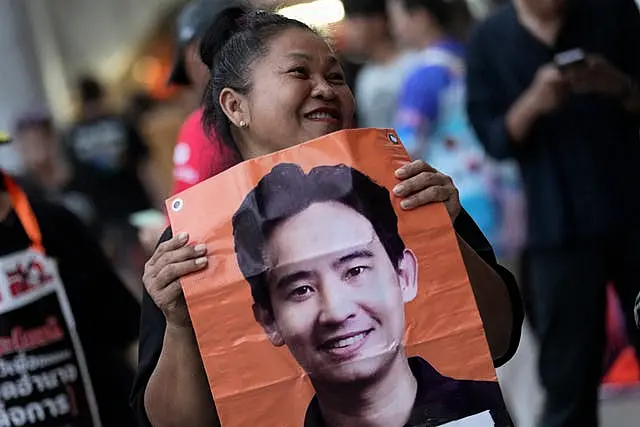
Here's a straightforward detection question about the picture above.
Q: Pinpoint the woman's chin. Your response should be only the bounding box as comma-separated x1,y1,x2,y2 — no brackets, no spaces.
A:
304,120,344,139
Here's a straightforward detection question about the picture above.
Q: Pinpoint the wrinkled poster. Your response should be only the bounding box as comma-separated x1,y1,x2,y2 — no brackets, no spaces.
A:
0,250,100,426
167,128,510,427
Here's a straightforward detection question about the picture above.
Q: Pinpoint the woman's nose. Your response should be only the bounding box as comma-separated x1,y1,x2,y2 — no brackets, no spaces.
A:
311,77,337,101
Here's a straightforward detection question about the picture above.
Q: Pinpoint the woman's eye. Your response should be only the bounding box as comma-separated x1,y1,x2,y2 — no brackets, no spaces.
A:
345,266,367,280
289,67,309,77
327,73,345,83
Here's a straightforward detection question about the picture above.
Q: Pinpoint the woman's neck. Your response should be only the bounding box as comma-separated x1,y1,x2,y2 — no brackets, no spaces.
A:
313,353,417,427
417,26,447,52
515,0,565,46
369,39,399,65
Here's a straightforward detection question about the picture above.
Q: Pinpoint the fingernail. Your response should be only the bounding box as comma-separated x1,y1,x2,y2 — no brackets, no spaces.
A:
178,232,188,242
395,168,406,178
400,200,410,209
195,257,208,266
393,185,404,195
195,244,207,253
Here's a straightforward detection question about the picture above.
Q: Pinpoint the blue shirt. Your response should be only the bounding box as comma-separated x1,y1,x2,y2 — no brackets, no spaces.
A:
395,40,505,248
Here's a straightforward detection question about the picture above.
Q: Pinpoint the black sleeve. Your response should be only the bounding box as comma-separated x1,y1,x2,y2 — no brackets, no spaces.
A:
465,23,517,161
130,226,172,427
453,209,524,368
41,203,141,348
125,119,150,165
618,0,640,88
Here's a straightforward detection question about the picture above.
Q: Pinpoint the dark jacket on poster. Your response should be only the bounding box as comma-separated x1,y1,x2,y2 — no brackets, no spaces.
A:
304,356,512,427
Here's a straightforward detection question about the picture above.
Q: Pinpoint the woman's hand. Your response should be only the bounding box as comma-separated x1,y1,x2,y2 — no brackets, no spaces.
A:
143,232,208,328
393,160,461,221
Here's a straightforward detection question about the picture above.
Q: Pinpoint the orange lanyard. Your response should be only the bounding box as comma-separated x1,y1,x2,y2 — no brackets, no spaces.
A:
3,174,45,254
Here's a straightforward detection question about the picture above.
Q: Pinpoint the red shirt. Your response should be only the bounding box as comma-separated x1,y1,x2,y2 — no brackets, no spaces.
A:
171,108,238,195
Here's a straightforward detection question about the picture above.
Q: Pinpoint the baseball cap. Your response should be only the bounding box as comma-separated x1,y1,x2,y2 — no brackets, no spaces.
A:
168,0,236,86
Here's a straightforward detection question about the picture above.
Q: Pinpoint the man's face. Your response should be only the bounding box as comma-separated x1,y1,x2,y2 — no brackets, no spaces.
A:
254,201,418,385
17,128,56,172
386,0,422,49
524,0,568,17
343,15,388,58
184,39,210,93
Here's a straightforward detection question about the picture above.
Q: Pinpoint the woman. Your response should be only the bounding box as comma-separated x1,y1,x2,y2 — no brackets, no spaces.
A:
131,7,523,427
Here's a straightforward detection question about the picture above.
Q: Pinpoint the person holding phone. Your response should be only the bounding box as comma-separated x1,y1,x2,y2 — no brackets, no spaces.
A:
466,0,640,426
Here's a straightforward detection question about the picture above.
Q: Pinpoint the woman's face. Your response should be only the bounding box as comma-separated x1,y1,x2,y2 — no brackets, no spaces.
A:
238,28,355,159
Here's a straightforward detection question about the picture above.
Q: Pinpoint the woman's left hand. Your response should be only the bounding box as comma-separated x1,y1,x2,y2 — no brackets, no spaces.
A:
393,160,461,221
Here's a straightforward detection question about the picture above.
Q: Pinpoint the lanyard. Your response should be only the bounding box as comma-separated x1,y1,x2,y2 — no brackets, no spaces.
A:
3,174,45,254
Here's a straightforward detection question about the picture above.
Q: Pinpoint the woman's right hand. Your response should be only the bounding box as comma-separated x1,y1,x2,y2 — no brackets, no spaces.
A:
143,232,208,328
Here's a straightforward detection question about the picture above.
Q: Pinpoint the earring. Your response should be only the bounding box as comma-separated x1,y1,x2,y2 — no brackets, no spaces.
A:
239,120,248,128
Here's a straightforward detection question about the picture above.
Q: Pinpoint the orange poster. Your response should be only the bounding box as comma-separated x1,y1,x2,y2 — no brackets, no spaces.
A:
167,128,510,427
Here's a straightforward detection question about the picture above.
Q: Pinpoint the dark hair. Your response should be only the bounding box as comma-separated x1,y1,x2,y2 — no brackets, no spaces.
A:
395,0,473,38
13,110,54,136
77,76,104,104
343,0,387,17
232,163,406,310
199,6,317,152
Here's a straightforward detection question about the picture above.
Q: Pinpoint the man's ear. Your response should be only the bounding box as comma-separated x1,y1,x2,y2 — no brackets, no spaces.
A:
398,249,418,303
219,87,250,128
252,303,285,347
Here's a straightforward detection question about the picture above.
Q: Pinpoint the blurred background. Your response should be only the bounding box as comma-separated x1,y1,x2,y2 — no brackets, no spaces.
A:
0,0,499,183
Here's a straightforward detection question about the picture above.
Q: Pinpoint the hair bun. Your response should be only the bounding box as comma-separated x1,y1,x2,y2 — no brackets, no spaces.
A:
199,5,248,70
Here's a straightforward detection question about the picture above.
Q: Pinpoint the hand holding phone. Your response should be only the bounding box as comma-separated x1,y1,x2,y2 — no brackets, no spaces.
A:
554,48,587,70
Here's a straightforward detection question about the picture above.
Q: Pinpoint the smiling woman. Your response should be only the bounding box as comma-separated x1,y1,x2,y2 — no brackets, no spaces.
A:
199,8,355,159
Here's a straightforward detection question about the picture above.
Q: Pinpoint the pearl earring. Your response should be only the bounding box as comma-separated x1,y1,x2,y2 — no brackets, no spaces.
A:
239,120,248,128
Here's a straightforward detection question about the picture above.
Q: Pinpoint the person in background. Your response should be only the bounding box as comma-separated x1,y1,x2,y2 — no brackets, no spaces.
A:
65,75,160,298
465,0,640,425
137,0,240,255
387,0,525,259
67,76,164,214
168,0,239,197
12,109,100,236
341,0,421,128
0,134,140,426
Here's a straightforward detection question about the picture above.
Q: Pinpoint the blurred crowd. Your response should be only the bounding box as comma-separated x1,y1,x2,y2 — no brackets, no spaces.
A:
1,0,640,426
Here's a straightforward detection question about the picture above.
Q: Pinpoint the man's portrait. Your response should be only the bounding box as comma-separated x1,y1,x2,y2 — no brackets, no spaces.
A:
231,163,511,427
167,128,509,427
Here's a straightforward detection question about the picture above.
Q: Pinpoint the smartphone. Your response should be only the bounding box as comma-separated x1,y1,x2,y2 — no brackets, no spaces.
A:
554,48,587,70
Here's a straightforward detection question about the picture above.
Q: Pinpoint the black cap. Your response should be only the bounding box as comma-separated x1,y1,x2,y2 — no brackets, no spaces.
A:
168,0,236,86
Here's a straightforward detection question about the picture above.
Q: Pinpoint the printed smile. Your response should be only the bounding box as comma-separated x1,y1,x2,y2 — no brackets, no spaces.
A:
319,329,373,360
327,332,368,349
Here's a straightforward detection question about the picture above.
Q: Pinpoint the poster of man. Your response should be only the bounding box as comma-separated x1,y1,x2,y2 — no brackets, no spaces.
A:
167,128,511,427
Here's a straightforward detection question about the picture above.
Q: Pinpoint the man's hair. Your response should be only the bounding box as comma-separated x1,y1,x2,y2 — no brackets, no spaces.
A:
77,76,104,104
394,0,462,29
13,109,54,136
342,0,387,18
232,163,406,311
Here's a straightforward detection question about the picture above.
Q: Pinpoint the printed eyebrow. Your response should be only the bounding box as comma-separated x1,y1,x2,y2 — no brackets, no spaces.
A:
275,270,313,291
332,250,374,269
